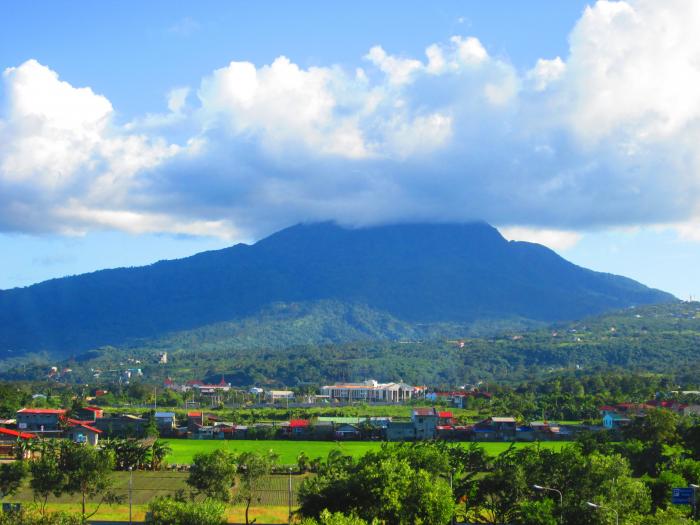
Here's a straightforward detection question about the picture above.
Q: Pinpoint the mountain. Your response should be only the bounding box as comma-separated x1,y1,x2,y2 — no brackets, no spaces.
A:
0,222,675,355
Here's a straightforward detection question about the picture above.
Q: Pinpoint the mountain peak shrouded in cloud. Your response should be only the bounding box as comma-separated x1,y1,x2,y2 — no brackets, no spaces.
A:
2,0,700,249
0,221,674,355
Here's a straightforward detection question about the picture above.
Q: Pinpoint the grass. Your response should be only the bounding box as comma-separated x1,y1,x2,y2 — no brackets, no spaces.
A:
162,438,568,465
163,439,382,465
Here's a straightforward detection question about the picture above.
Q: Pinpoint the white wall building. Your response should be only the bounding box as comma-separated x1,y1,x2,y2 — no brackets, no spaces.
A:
320,380,414,402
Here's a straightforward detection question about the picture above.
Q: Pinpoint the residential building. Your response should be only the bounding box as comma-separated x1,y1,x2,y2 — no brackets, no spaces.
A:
75,406,104,421
603,413,631,429
265,390,295,402
335,424,361,439
93,414,147,438
16,408,66,432
412,408,439,440
473,417,517,441
286,419,310,438
0,428,35,458
385,421,416,441
187,411,204,432
65,421,102,446
154,412,176,432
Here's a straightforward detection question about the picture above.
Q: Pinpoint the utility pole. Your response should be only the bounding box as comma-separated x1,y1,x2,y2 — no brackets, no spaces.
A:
449,468,456,525
288,467,293,524
128,466,133,525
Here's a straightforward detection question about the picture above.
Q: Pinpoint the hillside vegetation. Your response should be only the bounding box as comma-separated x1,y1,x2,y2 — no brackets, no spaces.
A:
0,222,673,356
4,301,700,387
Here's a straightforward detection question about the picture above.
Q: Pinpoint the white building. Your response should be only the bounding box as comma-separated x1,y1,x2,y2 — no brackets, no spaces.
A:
320,380,414,402
264,390,295,402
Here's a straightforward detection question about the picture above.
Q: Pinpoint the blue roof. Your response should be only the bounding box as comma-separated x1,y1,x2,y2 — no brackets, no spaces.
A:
155,412,175,418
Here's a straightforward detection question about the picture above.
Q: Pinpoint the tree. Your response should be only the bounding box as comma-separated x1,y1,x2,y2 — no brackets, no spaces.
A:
516,499,558,525
144,414,159,439
638,507,695,525
624,409,679,445
103,438,151,471
0,461,27,500
297,451,310,473
299,443,453,525
59,441,120,520
236,451,275,525
29,453,65,514
150,440,172,471
187,449,238,502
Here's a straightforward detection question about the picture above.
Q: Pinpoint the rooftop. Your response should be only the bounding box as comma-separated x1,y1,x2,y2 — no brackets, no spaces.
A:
17,408,67,415
0,427,36,439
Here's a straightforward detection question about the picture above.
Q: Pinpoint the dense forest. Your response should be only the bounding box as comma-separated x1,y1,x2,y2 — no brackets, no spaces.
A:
2,301,700,390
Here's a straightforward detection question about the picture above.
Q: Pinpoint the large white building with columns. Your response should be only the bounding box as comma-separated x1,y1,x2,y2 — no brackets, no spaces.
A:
320,380,415,402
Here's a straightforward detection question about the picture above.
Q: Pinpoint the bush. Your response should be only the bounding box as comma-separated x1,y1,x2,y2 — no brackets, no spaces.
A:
0,508,81,525
299,509,378,525
146,496,227,525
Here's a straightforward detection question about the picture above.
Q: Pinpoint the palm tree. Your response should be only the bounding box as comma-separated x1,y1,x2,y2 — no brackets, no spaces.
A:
296,451,310,473
14,437,34,460
150,440,172,471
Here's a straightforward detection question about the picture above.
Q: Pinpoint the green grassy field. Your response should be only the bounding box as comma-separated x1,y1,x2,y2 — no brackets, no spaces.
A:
162,439,568,465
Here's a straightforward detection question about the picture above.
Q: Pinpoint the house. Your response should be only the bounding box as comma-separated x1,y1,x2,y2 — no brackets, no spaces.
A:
412,408,439,440
309,421,335,440
436,424,472,441
264,390,295,403
75,406,104,421
529,421,561,440
320,380,414,402
473,417,517,441
154,412,176,432
603,413,631,429
93,414,147,438
187,411,204,432
0,428,36,458
65,421,102,446
287,419,310,438
16,408,66,432
0,427,36,442
335,424,361,440
385,421,416,441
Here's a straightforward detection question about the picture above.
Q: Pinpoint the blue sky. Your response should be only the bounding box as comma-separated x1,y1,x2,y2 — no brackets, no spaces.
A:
1,1,700,299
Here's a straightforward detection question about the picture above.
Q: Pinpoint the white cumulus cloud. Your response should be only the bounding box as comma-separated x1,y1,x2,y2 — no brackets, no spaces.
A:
3,0,700,248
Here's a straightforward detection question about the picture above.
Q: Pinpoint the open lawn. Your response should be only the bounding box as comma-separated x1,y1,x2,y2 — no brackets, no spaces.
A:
162,439,568,465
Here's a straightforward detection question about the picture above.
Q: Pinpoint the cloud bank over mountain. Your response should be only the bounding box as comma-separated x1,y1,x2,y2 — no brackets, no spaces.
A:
2,0,700,246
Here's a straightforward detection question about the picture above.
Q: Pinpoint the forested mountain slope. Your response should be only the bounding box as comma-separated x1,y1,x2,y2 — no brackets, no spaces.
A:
0,222,674,355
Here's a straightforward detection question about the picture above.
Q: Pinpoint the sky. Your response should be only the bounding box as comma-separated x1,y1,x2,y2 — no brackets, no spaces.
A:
1,0,699,299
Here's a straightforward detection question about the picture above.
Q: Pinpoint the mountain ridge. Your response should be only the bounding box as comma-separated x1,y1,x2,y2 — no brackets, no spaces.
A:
0,221,675,355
